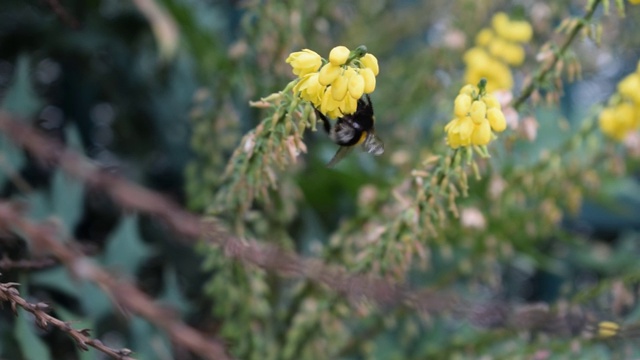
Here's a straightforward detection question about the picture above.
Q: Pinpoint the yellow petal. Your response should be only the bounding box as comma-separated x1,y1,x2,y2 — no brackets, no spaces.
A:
482,94,501,109
470,100,487,125
487,108,507,132
348,72,365,100
471,120,492,145
329,46,350,66
458,116,474,145
341,94,358,114
454,94,472,117
459,84,477,96
331,74,349,101
286,49,322,76
475,28,494,47
361,68,376,94
360,53,379,76
318,63,341,86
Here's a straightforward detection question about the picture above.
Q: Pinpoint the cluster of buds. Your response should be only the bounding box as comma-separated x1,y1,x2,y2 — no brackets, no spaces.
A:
445,80,507,149
464,12,533,92
286,45,379,118
599,61,640,140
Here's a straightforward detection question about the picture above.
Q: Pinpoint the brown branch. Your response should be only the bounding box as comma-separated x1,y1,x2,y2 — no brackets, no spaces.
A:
0,255,58,271
0,281,134,359
0,203,231,360
0,110,460,315
511,0,602,110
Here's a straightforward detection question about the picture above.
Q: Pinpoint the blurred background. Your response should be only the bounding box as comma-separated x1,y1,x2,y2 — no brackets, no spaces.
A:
1,0,640,359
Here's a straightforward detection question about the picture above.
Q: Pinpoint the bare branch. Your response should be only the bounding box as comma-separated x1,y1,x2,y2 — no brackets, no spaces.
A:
0,281,134,359
0,203,231,360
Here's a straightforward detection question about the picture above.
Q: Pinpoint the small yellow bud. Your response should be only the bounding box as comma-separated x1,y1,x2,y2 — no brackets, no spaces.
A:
361,68,376,94
459,84,477,96
597,321,620,338
506,22,533,43
329,46,350,66
454,94,472,117
348,71,365,100
360,53,379,76
320,87,340,114
342,93,358,114
458,116,474,146
331,73,349,101
318,63,342,86
471,120,492,146
617,73,640,104
475,28,494,47
470,100,487,125
487,108,507,132
482,94,501,109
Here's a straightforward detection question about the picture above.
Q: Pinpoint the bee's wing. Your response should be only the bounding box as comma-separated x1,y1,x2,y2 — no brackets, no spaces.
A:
362,132,384,156
326,146,354,168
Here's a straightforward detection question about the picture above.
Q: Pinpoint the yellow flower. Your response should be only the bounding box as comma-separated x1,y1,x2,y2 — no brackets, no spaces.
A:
329,46,350,65
489,39,525,66
445,82,508,149
630,0,640,4
475,29,494,47
471,120,492,145
348,70,365,100
454,93,472,117
361,68,376,94
470,100,486,124
360,54,379,76
287,45,379,117
596,321,620,338
487,108,506,132
293,73,324,106
599,103,639,140
617,73,640,104
318,63,342,86
465,58,513,92
506,21,533,43
286,49,322,76
491,12,532,43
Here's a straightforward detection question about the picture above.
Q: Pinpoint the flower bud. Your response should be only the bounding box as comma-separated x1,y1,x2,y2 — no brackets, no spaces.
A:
470,100,487,125
360,54,379,76
329,46,350,65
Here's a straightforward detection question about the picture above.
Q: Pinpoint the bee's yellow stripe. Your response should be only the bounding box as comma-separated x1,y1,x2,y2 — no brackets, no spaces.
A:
356,131,368,145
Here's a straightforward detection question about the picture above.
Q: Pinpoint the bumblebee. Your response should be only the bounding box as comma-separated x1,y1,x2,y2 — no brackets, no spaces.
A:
315,94,384,167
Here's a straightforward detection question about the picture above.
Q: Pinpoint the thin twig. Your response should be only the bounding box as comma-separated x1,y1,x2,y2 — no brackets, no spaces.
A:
0,255,57,271
511,0,602,110
0,281,134,359
0,203,231,360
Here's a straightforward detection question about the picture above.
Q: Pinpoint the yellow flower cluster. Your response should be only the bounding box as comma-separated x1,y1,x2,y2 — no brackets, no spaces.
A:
630,0,640,4
286,46,379,118
599,61,640,140
464,12,533,92
444,82,507,149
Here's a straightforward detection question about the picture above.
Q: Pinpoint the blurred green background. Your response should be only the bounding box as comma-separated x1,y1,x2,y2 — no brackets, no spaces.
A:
1,0,640,359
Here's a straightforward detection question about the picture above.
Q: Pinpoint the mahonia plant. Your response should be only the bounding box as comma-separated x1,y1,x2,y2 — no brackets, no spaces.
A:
287,45,379,118
445,79,507,153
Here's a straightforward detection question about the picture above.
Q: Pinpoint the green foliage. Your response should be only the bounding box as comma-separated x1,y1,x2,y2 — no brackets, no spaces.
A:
2,0,640,359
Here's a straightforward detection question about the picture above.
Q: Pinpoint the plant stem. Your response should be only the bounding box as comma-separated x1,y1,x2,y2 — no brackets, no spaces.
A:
511,0,602,110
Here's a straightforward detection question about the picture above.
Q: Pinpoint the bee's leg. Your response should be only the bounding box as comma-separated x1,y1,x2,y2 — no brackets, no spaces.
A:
314,108,332,134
